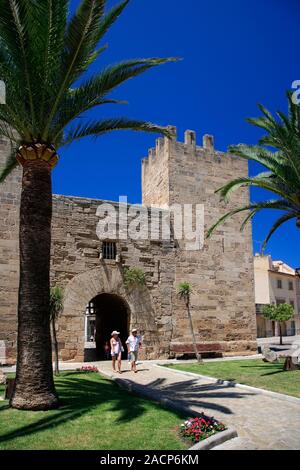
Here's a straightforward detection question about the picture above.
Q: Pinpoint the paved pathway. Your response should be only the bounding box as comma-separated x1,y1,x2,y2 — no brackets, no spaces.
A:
258,335,300,346
97,361,300,450
258,335,300,354
0,355,262,374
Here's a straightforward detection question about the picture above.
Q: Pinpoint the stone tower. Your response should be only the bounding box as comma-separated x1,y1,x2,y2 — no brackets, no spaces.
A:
142,128,257,355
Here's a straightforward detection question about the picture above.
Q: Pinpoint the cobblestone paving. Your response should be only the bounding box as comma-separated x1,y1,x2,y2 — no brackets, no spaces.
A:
97,361,300,450
213,437,259,450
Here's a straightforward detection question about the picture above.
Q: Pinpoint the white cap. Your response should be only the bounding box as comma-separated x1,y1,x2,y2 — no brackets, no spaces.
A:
111,330,120,336
131,328,137,333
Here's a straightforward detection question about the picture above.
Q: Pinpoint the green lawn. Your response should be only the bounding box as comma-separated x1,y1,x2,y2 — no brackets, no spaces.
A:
0,372,187,450
165,359,300,398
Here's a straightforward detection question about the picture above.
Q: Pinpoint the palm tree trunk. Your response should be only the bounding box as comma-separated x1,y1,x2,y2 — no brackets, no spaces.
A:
186,301,202,363
10,160,59,410
51,317,59,376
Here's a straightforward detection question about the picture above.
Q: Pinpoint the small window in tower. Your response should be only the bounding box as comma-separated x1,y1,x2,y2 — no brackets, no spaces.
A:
102,241,117,260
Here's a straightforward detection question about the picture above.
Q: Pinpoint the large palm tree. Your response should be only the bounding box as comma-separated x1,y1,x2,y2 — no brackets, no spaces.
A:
207,93,300,249
0,0,176,410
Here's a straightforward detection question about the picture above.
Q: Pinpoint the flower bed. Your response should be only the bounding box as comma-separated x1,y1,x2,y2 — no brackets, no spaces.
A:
76,365,99,373
180,414,226,444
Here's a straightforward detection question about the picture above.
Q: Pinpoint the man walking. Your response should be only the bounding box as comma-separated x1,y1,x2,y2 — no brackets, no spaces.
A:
126,328,142,373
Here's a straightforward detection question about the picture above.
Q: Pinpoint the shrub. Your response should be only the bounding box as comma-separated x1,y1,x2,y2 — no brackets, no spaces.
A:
123,267,146,289
76,366,99,373
180,415,226,443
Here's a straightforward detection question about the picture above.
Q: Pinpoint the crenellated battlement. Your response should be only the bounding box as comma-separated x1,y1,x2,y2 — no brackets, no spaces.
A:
142,125,216,170
142,124,248,208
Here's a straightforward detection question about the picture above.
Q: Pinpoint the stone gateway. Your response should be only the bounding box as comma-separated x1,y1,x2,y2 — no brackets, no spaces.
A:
0,128,257,364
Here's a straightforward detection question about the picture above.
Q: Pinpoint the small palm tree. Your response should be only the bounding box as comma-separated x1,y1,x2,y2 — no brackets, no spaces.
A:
0,0,177,410
178,282,202,363
207,93,300,250
50,287,64,376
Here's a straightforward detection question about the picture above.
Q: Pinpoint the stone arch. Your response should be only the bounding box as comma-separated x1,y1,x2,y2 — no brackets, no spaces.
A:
57,264,158,361
89,292,130,361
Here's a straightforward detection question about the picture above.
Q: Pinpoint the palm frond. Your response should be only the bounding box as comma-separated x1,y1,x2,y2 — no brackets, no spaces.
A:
211,96,300,246
215,175,300,209
37,0,69,125
261,212,297,252
207,200,296,238
63,0,105,77
257,103,277,124
96,0,129,43
61,118,172,146
0,0,177,151
52,57,177,141
42,0,106,139
239,209,258,231
229,144,299,189
246,116,274,133
6,0,36,127
0,121,19,143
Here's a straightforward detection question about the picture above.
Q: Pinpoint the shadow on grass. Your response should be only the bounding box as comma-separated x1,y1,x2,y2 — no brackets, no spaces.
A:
0,372,184,446
239,364,288,377
260,369,298,377
240,364,283,369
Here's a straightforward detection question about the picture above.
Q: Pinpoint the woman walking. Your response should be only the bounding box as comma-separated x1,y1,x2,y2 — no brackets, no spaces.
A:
110,331,124,373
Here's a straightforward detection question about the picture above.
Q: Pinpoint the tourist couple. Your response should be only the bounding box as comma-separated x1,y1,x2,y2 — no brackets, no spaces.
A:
110,328,142,374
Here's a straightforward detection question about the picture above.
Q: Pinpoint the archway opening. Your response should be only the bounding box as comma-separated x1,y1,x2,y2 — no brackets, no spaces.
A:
85,293,130,361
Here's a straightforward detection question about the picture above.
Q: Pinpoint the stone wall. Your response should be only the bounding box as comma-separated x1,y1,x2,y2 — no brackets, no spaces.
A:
0,127,257,364
0,137,21,363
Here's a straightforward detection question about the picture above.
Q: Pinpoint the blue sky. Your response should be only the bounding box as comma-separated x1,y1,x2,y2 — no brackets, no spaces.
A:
53,0,300,267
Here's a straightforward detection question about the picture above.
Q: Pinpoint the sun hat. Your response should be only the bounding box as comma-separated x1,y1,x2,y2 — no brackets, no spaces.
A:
131,328,137,332
111,330,120,336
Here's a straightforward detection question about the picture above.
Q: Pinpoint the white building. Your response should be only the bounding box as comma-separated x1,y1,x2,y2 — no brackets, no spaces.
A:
254,254,300,337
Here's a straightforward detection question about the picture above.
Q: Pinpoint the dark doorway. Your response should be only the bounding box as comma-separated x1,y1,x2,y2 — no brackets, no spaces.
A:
89,293,129,360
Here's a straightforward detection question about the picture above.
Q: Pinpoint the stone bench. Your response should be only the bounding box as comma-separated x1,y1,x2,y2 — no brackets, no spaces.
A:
170,342,223,359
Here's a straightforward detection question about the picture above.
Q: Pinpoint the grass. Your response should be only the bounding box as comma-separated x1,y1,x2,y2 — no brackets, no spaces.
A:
165,359,300,398
0,372,187,450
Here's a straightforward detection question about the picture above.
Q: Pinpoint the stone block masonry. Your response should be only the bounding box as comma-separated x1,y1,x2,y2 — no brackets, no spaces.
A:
0,127,257,363
0,138,21,364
